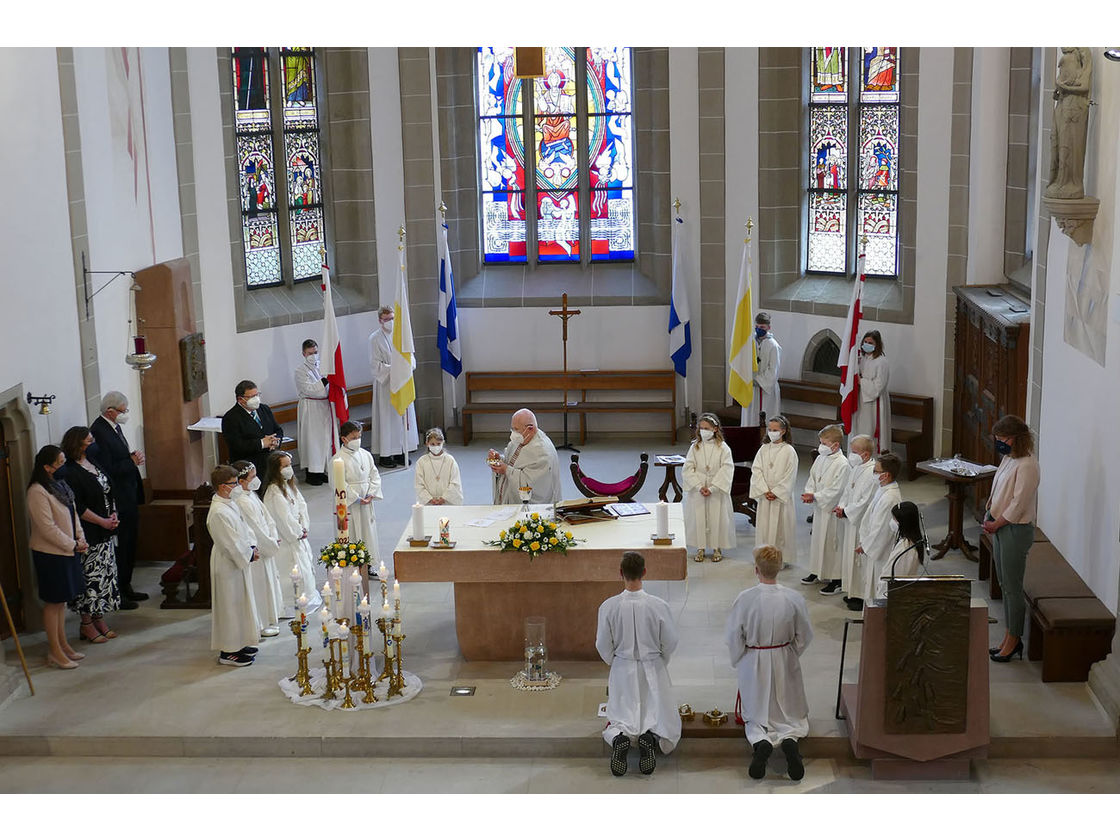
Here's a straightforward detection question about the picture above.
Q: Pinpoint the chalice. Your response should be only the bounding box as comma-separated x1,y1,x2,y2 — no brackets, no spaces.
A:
519,485,533,512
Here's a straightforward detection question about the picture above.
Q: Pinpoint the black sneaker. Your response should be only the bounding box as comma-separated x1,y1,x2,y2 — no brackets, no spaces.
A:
846,597,864,612
748,740,773,779
820,580,842,595
218,652,254,667
781,738,805,780
610,733,630,776
378,457,396,469
239,646,259,656
638,731,657,775
800,574,818,585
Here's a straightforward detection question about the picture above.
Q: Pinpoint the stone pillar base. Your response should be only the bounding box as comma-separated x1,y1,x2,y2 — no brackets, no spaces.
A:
1042,194,1100,246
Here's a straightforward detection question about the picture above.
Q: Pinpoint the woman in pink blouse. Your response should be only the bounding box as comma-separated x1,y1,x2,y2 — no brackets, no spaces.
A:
982,415,1040,663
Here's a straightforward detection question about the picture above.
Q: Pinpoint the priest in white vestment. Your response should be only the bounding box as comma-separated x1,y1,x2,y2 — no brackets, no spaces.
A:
368,307,418,467
489,408,562,504
206,465,261,666
262,452,322,613
749,417,799,566
414,428,463,505
835,435,878,610
337,421,383,557
681,413,736,562
233,461,283,634
595,551,681,776
725,544,813,780
801,425,850,592
855,452,904,604
295,339,332,484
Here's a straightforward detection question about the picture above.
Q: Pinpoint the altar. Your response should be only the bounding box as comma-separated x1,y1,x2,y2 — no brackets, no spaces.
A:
392,504,688,661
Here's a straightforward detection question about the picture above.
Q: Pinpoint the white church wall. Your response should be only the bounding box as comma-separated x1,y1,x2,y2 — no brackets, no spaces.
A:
1036,54,1120,611
760,48,954,453
0,49,87,446
966,47,1010,286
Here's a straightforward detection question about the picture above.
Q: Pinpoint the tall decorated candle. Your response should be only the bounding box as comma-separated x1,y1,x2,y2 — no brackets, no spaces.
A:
329,566,343,619
333,455,349,541
349,567,362,622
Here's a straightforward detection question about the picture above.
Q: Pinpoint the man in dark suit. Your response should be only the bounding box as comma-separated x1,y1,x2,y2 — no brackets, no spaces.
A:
89,390,146,609
222,379,284,488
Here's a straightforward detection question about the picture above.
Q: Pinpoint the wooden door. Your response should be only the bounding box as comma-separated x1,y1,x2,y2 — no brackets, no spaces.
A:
0,424,25,635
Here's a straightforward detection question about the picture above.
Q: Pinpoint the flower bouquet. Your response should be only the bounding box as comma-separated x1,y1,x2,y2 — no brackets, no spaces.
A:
316,539,372,569
484,512,579,561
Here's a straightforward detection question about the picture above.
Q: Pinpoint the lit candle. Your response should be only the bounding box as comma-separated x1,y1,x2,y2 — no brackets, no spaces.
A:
349,568,362,618
133,335,147,355
321,580,331,609
320,607,331,647
393,580,400,601
290,565,301,584
378,560,388,581
381,597,392,619
411,503,424,540
329,566,343,619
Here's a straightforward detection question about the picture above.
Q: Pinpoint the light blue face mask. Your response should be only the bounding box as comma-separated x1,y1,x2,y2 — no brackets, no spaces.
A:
861,342,875,353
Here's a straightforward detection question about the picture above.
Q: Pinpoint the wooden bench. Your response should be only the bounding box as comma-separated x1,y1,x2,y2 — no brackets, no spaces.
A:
776,378,934,480
978,525,1050,599
461,370,677,446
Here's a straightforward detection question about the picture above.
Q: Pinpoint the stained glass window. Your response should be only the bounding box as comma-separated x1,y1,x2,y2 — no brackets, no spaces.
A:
231,47,328,287
806,47,900,277
477,46,635,265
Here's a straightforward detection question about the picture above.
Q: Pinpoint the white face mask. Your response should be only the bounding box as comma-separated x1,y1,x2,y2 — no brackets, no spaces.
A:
767,429,783,442
817,443,833,457
698,428,714,442
847,452,864,467
248,476,261,492
381,320,394,333
244,395,261,411
428,444,444,455
115,412,129,425
306,353,319,366
888,518,900,534
280,465,295,481
230,485,245,500
509,430,523,446
345,439,361,451
862,342,876,354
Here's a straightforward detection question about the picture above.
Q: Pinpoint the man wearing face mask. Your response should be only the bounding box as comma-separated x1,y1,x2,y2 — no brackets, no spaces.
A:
337,421,383,553
488,408,562,505
751,312,782,425
89,390,146,608
368,306,419,469
206,465,261,667
222,380,284,488
295,339,332,486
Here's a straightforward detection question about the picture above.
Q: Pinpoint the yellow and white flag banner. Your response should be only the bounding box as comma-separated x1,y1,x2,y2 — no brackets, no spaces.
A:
389,248,417,416
727,233,758,409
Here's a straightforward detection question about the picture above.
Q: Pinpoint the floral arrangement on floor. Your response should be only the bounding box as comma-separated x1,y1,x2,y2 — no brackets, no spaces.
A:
485,513,579,561
317,539,372,569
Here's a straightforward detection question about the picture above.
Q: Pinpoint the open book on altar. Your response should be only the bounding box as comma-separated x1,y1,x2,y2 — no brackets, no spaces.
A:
555,496,619,525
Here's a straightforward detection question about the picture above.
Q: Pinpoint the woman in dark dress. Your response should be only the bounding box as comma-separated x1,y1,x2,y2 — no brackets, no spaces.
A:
27,445,88,668
57,426,121,643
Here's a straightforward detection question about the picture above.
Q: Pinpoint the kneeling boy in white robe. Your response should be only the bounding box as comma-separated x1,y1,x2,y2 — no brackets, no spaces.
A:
207,465,262,667
595,551,681,776
725,544,813,780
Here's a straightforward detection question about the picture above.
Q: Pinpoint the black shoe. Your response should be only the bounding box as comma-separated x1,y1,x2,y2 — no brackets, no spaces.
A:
239,646,259,656
781,738,804,780
218,652,254,667
123,588,149,601
305,472,328,486
119,598,139,610
846,597,864,612
800,574,818,585
748,740,773,779
820,580,842,595
989,646,1001,655
638,731,657,775
610,734,630,776
378,457,396,469
394,454,407,466
990,640,1024,662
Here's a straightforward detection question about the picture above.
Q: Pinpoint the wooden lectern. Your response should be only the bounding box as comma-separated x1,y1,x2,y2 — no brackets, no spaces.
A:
840,576,990,779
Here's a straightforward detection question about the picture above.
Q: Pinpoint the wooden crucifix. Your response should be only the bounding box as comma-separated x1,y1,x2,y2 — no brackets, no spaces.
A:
548,292,582,451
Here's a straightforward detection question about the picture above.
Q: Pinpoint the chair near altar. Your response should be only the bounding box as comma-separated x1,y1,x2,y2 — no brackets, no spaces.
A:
569,452,649,501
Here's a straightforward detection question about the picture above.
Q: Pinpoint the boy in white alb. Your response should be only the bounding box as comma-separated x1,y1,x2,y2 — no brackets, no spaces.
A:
800,424,851,594
834,435,878,611
855,452,904,605
595,551,681,777
206,465,262,667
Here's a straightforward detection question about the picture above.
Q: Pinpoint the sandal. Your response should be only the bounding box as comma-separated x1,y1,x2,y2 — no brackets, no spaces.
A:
79,618,108,644
92,616,118,639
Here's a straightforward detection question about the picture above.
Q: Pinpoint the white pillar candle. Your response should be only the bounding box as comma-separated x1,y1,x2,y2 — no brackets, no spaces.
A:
349,568,362,619
382,598,392,619
411,503,424,540
332,456,346,494
378,560,388,580
393,579,401,608
656,501,669,538
321,580,331,608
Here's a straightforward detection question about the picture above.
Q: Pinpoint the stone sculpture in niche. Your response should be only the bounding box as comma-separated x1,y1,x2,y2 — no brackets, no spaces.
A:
1045,47,1092,201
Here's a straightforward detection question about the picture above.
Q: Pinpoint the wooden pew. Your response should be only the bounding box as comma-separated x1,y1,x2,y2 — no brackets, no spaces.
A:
461,369,677,446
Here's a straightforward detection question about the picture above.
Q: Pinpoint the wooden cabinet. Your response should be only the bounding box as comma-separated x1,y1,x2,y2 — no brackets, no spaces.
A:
952,285,1031,486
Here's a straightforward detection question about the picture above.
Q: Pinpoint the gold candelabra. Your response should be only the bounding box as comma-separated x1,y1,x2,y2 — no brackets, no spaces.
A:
289,619,314,697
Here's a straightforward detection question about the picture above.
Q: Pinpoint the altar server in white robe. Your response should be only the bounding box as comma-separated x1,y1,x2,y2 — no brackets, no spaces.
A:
834,435,878,611
414,427,463,506
855,452,904,604
877,500,927,600
206,465,261,667
368,306,418,468
853,330,892,454
233,461,282,636
682,412,736,563
749,415,799,567
596,551,681,776
725,544,813,780
262,451,322,613
800,424,851,593
295,339,333,485
489,408,562,505
337,421,383,554
750,312,782,425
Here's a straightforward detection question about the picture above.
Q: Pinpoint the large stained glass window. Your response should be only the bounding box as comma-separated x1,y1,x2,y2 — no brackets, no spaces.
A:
806,47,900,277
477,47,635,265
231,47,328,287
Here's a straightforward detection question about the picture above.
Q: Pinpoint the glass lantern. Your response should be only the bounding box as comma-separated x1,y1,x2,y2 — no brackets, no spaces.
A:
523,616,548,682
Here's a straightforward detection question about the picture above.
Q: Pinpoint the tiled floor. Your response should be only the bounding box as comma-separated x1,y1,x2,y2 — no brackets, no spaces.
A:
0,435,1115,794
